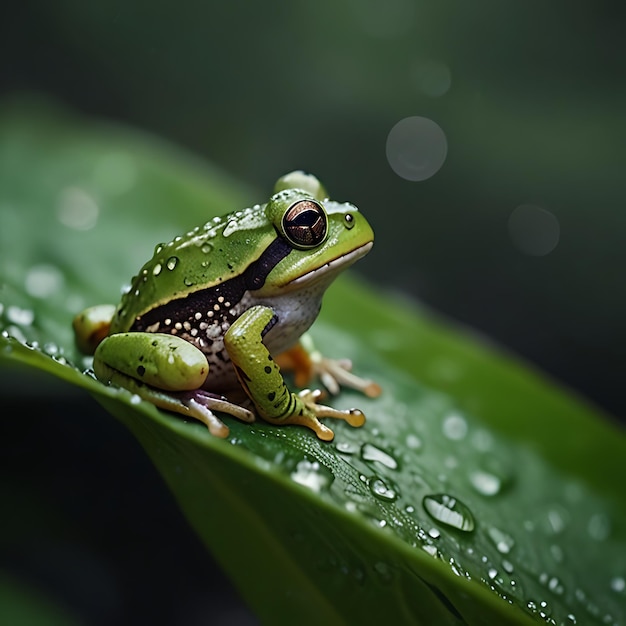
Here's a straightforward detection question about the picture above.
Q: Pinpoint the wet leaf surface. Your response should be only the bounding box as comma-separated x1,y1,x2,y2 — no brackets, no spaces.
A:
1,99,625,625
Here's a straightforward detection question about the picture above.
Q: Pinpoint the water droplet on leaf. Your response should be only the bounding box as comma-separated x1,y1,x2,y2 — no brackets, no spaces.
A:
361,443,398,470
422,493,475,532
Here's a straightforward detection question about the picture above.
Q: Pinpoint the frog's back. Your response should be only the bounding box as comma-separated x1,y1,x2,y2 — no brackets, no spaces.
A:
110,204,275,334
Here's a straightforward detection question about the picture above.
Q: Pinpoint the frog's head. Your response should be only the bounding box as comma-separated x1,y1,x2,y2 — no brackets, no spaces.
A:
255,174,374,295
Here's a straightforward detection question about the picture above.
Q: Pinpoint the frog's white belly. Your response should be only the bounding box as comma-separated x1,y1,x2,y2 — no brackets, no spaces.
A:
175,287,323,391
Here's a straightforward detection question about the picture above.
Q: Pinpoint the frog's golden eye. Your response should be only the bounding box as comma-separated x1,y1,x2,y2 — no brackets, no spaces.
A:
282,200,327,248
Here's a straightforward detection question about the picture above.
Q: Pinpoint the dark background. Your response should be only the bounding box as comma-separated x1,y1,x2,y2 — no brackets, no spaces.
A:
2,1,625,624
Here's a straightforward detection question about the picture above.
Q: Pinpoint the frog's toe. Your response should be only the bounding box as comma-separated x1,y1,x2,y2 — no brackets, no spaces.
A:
186,397,230,438
298,389,367,433
173,390,255,437
313,357,382,398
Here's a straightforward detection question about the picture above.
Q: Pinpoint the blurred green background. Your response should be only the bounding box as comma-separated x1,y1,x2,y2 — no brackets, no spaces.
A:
2,1,625,624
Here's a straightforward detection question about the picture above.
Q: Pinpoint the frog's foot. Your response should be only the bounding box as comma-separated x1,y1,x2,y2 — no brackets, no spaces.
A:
276,342,381,398
144,387,255,438
312,355,381,399
281,389,366,442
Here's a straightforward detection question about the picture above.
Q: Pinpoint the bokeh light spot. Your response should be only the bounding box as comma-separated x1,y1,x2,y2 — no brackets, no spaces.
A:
386,116,448,182
413,60,452,97
57,186,99,231
508,204,560,256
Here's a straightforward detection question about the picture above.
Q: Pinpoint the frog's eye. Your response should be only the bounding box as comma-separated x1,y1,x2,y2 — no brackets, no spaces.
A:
282,200,327,248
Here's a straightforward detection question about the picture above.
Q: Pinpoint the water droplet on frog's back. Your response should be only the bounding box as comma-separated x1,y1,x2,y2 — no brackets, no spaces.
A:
166,256,178,271
422,493,475,532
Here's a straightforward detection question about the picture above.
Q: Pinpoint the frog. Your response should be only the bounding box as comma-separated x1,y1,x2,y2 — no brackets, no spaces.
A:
73,171,381,441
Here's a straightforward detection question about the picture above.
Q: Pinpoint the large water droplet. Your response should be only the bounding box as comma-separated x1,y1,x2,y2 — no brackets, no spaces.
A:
610,576,625,593
368,477,398,501
166,256,179,271
422,493,475,532
361,443,398,470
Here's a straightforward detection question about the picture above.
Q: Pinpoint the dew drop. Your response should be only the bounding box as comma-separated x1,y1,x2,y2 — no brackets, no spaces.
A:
25,264,64,298
442,412,468,440
153,263,162,276
369,477,398,501
153,243,165,256
588,513,610,541
423,544,438,557
469,469,501,496
405,433,422,450
166,256,179,271
361,443,398,470
291,460,331,493
487,526,515,554
6,305,34,326
422,493,475,532
335,441,359,455
201,242,213,254
610,576,625,593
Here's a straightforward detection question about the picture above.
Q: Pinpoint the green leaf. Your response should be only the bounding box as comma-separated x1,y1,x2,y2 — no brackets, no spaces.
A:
1,97,625,626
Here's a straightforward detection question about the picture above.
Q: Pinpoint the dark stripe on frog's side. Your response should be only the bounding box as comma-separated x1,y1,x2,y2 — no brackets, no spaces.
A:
131,237,292,334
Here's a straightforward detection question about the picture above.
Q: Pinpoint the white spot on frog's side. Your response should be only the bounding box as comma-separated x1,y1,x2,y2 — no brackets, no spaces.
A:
413,60,452,97
25,264,64,298
57,186,99,230
508,204,560,256
386,116,448,181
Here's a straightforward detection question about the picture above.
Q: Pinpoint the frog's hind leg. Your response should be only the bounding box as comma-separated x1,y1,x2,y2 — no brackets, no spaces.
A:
131,384,255,438
95,360,254,437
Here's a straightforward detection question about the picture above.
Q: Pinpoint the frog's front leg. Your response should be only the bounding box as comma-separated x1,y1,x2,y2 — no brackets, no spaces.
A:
93,332,254,437
225,306,366,441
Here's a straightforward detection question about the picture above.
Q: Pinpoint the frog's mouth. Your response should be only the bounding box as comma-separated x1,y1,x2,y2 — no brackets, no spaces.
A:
286,241,373,290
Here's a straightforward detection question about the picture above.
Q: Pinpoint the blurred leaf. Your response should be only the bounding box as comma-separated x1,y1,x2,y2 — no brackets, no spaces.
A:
1,98,624,625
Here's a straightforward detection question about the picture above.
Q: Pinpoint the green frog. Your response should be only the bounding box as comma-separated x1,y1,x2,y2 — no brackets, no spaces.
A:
73,171,380,441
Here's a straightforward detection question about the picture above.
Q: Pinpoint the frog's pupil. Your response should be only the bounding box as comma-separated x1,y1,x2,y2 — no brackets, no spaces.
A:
283,200,327,248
